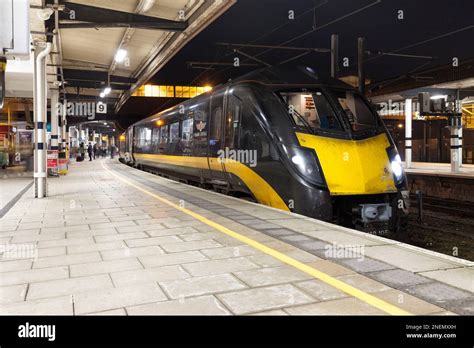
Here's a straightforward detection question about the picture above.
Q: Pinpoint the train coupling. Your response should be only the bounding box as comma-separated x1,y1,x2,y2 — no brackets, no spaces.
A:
353,203,392,223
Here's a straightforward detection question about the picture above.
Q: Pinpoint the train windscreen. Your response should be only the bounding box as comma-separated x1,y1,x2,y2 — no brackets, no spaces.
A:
279,91,343,132
332,90,377,132
279,89,378,133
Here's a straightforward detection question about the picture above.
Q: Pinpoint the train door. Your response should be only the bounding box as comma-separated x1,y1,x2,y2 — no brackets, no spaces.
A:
207,89,227,184
127,126,134,163
221,93,243,187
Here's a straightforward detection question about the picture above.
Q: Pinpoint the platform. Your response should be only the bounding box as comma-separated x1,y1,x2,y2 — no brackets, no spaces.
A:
405,162,474,179
405,162,474,202
0,159,473,315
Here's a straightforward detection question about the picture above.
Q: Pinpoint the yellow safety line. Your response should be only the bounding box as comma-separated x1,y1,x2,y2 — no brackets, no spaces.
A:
102,161,411,315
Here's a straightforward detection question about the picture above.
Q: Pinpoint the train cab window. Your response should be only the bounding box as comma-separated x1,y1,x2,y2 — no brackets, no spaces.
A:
333,90,377,131
279,91,343,132
170,122,180,143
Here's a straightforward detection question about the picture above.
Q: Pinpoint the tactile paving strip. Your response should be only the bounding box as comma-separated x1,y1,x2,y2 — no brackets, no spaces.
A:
367,269,433,288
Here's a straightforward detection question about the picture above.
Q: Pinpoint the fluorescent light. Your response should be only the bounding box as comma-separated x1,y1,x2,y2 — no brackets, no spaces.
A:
138,0,155,13
430,95,447,100
114,49,127,63
104,87,111,95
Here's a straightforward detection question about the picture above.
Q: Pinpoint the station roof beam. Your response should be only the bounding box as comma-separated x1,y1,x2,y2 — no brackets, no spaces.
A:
57,2,188,31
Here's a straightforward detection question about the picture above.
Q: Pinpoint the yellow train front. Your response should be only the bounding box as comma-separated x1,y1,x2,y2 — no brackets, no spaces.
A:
122,66,409,235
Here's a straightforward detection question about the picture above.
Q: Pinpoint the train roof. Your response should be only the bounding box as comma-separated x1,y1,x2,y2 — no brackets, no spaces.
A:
232,65,353,89
134,66,353,127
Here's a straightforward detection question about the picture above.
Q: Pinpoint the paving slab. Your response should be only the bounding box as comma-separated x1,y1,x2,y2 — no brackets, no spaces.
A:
217,284,314,315
127,295,230,315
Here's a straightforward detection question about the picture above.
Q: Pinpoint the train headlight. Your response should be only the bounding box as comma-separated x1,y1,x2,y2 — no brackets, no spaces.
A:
391,154,403,179
292,155,315,176
282,145,325,187
387,148,405,186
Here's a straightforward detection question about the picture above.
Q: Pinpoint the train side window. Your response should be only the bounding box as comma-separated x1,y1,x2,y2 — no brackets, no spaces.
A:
181,118,193,142
193,103,209,156
181,118,193,154
170,122,180,143
160,125,169,144
152,127,160,152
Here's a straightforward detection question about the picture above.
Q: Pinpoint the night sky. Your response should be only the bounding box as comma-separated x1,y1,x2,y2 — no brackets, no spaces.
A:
150,0,474,86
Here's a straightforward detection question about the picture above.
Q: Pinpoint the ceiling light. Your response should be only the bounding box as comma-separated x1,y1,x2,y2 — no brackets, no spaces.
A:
100,92,105,98
430,95,447,100
115,49,128,63
104,87,111,95
138,0,155,13
37,8,54,21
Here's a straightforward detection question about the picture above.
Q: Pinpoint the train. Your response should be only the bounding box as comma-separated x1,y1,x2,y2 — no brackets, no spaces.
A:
119,66,409,235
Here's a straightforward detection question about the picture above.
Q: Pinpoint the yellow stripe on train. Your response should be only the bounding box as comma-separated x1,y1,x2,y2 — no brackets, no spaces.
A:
133,153,290,211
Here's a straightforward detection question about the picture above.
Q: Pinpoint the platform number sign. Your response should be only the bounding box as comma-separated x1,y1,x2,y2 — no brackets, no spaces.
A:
96,102,107,114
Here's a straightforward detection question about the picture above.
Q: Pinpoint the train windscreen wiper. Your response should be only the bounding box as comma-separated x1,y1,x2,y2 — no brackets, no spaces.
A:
290,108,314,134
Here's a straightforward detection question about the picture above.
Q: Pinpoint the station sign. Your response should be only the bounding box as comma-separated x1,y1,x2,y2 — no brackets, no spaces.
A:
96,102,107,114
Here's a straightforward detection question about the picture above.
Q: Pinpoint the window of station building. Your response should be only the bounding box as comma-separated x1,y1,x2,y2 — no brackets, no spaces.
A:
133,85,212,98
170,122,180,143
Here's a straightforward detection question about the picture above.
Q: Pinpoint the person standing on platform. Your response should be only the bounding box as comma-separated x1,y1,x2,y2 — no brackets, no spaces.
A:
78,142,85,162
93,143,97,160
87,143,93,161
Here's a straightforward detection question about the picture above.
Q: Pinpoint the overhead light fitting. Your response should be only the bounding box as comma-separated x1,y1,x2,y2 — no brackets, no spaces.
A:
430,95,447,100
37,8,54,21
104,87,111,95
138,0,155,13
99,92,105,98
114,49,128,63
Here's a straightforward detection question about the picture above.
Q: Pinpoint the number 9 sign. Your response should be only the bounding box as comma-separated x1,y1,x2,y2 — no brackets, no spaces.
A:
96,102,107,114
